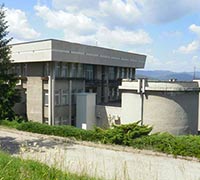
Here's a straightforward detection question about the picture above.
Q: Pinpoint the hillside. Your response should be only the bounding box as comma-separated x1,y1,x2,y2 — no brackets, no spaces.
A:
136,70,200,81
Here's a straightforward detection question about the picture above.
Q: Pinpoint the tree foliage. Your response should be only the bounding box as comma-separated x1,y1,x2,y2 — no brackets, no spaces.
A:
0,4,20,120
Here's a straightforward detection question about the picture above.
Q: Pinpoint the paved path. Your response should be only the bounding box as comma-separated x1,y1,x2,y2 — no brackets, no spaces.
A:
1,126,200,180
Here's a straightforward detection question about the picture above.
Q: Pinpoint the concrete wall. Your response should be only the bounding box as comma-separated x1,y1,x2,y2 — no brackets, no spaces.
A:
76,93,96,129
52,39,146,68
96,105,122,128
26,77,43,122
121,92,141,124
119,80,199,135
11,40,52,63
121,91,198,134
11,39,146,68
143,91,198,134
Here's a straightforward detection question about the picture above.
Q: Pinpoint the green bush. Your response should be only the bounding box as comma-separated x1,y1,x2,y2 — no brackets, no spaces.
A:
3,120,200,159
95,122,152,145
132,133,200,158
17,121,97,141
16,121,152,144
0,119,20,128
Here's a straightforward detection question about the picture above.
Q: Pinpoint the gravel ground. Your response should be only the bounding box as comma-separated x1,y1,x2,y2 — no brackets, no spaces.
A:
1,126,200,180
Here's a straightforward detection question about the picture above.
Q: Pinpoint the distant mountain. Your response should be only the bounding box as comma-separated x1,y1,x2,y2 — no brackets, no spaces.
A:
136,70,200,81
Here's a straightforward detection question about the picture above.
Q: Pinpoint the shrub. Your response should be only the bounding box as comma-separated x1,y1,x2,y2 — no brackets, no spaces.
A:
96,122,152,145
0,119,20,128
132,133,200,158
16,121,152,145
4,120,200,159
17,121,96,141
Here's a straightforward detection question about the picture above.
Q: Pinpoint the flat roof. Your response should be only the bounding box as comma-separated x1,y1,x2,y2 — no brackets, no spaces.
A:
11,39,146,68
119,79,200,92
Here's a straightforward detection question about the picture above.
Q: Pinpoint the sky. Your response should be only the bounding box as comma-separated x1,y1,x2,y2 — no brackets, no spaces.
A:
2,0,200,72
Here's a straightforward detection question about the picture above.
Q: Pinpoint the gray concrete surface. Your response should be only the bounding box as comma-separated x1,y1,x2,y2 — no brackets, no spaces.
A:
119,80,199,135
0,127,200,180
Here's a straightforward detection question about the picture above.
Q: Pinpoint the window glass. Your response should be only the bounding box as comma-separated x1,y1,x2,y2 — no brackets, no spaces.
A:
22,64,27,76
55,63,61,77
77,64,83,77
121,68,125,78
62,63,68,77
55,90,60,105
15,64,21,75
131,68,135,79
61,90,68,105
85,65,93,80
44,63,49,76
70,63,77,78
44,90,48,106
108,67,115,80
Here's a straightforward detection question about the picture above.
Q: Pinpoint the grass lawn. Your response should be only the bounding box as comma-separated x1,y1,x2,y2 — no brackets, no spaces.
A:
0,151,100,180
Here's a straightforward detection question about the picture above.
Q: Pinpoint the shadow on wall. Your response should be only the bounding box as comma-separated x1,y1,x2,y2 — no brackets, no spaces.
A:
144,91,198,134
96,105,121,128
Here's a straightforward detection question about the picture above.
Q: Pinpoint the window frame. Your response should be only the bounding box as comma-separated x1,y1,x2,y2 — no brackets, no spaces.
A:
44,90,49,106
55,90,61,106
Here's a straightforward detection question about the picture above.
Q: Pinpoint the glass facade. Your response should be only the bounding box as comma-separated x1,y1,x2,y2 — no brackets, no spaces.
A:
85,65,94,80
55,90,60,105
55,63,61,77
44,63,49,76
108,67,115,80
61,89,68,105
61,63,69,77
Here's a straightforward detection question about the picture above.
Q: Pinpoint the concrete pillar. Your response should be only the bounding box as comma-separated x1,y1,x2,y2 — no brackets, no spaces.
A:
48,75,52,125
96,65,102,104
68,80,72,125
103,66,109,103
51,62,55,125
27,77,43,122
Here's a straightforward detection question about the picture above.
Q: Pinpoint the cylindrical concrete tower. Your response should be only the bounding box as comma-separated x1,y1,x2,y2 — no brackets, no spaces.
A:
119,80,199,135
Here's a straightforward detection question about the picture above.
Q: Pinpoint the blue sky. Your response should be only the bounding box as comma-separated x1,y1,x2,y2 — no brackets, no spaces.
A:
2,0,200,72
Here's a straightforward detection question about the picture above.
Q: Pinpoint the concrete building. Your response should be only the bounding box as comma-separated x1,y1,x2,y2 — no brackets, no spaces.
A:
11,39,146,126
120,79,199,134
12,39,200,135
95,79,200,135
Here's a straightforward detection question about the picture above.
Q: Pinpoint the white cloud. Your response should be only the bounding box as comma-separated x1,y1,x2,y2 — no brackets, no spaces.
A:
65,27,151,48
34,5,98,35
95,27,152,48
138,0,200,23
144,54,164,70
144,54,200,72
51,0,200,26
177,40,200,54
35,4,152,50
99,0,141,27
52,0,99,12
189,24,200,37
5,8,40,40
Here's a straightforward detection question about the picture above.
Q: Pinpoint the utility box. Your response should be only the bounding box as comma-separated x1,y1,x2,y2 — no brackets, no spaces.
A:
76,93,96,130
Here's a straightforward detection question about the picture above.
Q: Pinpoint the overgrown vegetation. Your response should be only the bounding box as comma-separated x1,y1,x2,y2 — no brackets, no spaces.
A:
0,4,20,120
132,133,200,159
0,151,99,180
15,121,152,145
2,120,200,159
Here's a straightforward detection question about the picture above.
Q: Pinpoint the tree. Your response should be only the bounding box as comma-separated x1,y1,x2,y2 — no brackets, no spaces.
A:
0,4,20,120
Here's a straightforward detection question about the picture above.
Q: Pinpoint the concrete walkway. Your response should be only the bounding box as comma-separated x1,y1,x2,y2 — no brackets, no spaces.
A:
0,126,200,180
